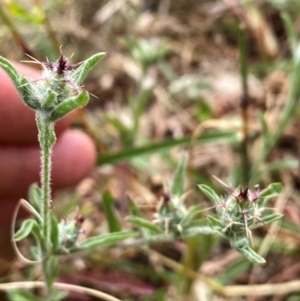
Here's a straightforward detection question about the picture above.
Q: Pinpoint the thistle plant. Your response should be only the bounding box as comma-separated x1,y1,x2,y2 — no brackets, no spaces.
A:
128,152,282,268
0,51,137,301
127,154,215,241
199,178,283,265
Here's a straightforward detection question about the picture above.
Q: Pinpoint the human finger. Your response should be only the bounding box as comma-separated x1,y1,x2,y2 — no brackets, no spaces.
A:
0,129,96,199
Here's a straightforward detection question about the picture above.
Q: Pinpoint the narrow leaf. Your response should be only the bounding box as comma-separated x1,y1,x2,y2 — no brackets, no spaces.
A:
0,56,20,87
181,205,203,227
133,88,152,133
183,226,221,237
128,199,152,238
258,112,270,142
128,199,143,217
50,215,60,252
260,183,282,198
235,245,266,266
256,158,298,176
42,89,57,109
18,77,41,110
198,184,221,205
74,52,106,85
171,152,188,197
73,231,137,251
49,290,68,301
102,191,121,232
126,216,163,234
259,183,283,206
261,213,283,224
206,215,224,231
97,130,239,165
0,59,40,110
44,256,59,288
13,219,37,241
45,91,89,122
229,237,266,265
49,289,68,301
28,183,42,213
103,112,130,134
250,213,283,229
282,13,298,59
7,289,43,301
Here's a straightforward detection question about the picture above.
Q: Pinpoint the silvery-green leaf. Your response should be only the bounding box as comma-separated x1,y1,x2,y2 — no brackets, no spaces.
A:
250,213,283,229
171,152,188,198
262,213,283,224
198,184,221,205
28,183,42,214
282,14,298,59
181,205,202,227
259,183,283,206
49,289,68,301
41,89,57,109
71,231,137,252
44,256,59,288
126,216,163,234
13,219,40,241
238,246,266,265
259,112,270,142
229,236,266,265
260,183,282,198
7,289,43,301
183,226,221,237
206,215,224,231
50,215,60,252
102,191,121,233
43,91,89,122
18,77,41,110
74,52,106,85
128,199,151,239
0,56,20,87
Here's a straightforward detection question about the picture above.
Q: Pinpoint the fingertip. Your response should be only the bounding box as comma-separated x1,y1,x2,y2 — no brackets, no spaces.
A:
52,129,97,189
0,130,96,199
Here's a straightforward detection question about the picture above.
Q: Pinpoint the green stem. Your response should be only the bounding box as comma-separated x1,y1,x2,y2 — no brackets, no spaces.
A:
0,4,33,56
178,235,214,297
131,72,152,146
36,113,56,297
251,18,300,179
239,24,250,186
251,51,300,179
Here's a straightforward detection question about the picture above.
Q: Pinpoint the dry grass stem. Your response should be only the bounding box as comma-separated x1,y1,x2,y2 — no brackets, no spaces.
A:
144,248,300,297
0,281,121,301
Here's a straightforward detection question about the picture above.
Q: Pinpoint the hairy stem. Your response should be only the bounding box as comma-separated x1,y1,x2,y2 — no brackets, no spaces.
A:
36,113,56,297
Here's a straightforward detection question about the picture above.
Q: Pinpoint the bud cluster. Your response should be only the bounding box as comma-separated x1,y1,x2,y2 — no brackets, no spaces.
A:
199,179,283,265
127,154,215,240
57,213,85,253
152,193,189,238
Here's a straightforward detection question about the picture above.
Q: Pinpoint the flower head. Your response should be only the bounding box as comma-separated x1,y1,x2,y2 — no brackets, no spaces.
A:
199,179,283,265
2,51,107,122
43,49,83,76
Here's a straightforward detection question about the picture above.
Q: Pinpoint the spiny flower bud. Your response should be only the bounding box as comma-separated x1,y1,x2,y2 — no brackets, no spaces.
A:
58,212,85,252
199,180,283,265
0,51,106,123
